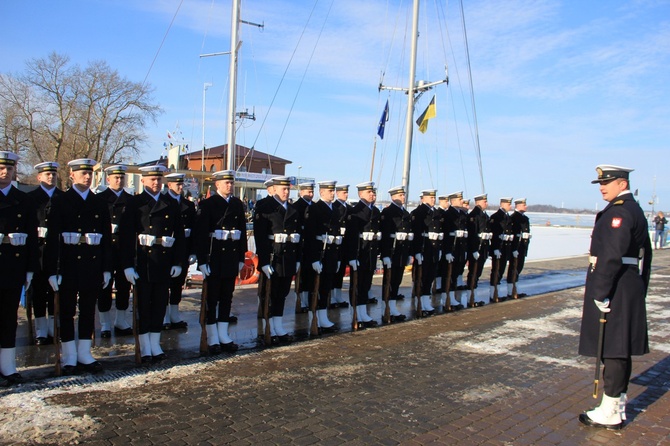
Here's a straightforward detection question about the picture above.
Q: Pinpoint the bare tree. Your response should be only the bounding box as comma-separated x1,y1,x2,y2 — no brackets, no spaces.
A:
0,52,162,188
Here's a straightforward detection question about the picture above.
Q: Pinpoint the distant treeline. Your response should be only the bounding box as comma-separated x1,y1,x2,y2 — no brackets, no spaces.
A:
527,204,595,214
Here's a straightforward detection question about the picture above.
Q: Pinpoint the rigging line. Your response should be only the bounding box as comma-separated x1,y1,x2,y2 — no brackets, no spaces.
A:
447,86,468,197
459,0,485,193
248,0,321,152
273,0,334,156
141,0,184,88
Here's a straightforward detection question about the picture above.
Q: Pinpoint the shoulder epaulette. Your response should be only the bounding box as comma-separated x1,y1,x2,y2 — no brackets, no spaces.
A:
613,200,624,205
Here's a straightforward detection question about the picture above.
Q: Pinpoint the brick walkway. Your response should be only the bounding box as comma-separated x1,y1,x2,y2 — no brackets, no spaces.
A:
2,251,669,445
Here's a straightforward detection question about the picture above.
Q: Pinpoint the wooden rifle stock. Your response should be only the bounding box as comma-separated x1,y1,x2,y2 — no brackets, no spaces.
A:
444,261,453,312
511,255,519,299
263,275,271,345
294,265,302,313
350,268,358,331
468,254,478,308
53,288,61,376
310,272,320,335
594,311,607,398
25,286,34,346
413,260,423,317
492,256,500,303
132,284,141,364
199,279,209,355
382,265,391,324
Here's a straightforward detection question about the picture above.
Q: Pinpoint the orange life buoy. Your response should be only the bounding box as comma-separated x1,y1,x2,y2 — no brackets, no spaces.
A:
236,251,260,285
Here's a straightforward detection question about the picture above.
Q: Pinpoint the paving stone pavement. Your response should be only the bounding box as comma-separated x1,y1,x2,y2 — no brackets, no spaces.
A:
2,251,670,445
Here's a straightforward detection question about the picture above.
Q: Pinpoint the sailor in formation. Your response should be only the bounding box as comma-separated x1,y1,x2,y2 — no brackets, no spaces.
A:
379,185,410,322
330,183,352,308
27,161,63,345
253,176,301,344
45,159,112,374
410,189,440,316
488,197,513,301
344,182,382,328
96,165,133,338
302,180,340,334
0,151,38,386
507,198,531,298
195,170,246,353
443,191,468,310
465,193,491,306
120,165,184,363
433,194,450,301
294,182,314,313
164,173,196,330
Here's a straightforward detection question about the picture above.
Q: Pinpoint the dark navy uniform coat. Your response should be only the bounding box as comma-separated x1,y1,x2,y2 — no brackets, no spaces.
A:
0,187,39,287
578,192,652,358
253,197,301,278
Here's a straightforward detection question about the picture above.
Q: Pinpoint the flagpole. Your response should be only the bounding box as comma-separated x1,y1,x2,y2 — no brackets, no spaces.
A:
401,0,420,200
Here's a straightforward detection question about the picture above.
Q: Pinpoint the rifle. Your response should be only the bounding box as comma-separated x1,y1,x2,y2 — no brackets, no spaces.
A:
593,311,607,398
25,286,34,346
200,235,214,355
492,255,500,303
133,238,142,365
468,253,479,308
511,254,519,299
310,272,320,336
413,258,423,317
444,261,453,312
53,244,62,376
382,265,391,324
350,268,359,331
294,264,302,314
263,274,271,346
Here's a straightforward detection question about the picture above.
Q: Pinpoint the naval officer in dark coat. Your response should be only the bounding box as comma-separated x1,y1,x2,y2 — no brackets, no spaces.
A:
27,161,63,345
465,194,491,306
331,183,352,308
120,165,185,363
507,198,531,297
96,165,133,338
578,165,652,430
45,158,112,375
0,151,38,386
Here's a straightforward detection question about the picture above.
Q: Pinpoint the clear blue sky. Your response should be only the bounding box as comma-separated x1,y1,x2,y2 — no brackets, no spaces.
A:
1,0,668,210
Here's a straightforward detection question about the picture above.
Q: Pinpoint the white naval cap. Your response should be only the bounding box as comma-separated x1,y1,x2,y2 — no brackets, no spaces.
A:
499,197,513,204
138,165,168,176
0,151,19,166
68,158,97,171
34,161,59,172
298,181,315,190
388,185,405,196
514,197,527,205
356,181,375,191
104,165,127,175
335,183,349,192
211,170,235,181
318,180,337,189
420,189,437,197
165,173,186,183
447,191,463,200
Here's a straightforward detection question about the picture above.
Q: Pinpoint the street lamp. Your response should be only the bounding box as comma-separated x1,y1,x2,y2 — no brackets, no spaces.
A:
297,166,302,184
202,82,213,171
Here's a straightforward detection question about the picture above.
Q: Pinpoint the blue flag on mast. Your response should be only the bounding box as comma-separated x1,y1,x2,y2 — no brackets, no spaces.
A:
377,100,389,139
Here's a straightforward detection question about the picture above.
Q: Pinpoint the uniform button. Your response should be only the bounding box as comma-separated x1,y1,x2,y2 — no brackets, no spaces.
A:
77,256,81,259
148,250,152,254
15,253,20,257
149,226,153,229
92,255,96,259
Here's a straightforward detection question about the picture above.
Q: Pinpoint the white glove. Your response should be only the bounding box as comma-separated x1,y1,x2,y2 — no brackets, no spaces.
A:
348,260,358,271
124,267,139,285
494,249,502,259
199,264,211,277
25,272,34,289
188,254,197,265
512,250,519,258
312,261,323,274
296,262,301,272
48,275,62,291
472,252,480,260
238,262,245,272
262,264,274,279
382,257,392,268
102,271,112,289
594,298,611,313
414,253,423,265
445,253,454,263
170,266,182,278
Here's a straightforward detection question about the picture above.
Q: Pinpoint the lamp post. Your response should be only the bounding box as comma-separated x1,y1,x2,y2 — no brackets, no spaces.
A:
297,165,302,184
202,82,213,171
